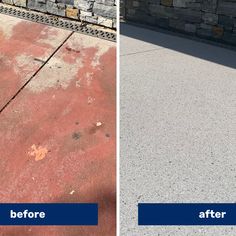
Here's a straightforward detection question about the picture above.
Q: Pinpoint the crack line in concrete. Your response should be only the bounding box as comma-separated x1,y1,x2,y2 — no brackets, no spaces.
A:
0,31,74,114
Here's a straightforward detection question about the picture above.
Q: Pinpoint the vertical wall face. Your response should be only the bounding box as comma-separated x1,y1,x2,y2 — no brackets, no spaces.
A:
1,0,117,28
124,0,236,45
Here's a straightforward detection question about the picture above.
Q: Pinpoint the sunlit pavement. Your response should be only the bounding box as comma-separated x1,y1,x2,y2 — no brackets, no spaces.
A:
0,14,116,236
121,23,236,236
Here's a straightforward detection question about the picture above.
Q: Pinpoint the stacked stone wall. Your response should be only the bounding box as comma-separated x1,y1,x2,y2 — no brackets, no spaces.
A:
124,0,236,45
1,0,116,28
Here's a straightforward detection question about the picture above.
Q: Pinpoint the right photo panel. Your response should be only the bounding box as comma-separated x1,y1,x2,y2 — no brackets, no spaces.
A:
120,0,236,235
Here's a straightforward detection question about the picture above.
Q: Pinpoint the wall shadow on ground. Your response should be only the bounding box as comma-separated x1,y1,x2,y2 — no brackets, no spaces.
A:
121,22,236,70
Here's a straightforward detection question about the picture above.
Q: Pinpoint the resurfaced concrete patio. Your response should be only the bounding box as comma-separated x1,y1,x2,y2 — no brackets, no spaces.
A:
121,23,236,236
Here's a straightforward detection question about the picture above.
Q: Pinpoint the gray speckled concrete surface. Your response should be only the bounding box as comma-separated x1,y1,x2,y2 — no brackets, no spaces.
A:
120,23,236,235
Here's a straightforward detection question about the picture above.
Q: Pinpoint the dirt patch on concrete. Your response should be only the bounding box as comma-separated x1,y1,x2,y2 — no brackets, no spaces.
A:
27,56,81,93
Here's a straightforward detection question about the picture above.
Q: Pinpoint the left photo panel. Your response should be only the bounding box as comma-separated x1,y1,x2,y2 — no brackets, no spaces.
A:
0,0,116,235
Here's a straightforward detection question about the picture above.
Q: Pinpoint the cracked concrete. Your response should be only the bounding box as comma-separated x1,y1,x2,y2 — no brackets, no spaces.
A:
0,13,116,236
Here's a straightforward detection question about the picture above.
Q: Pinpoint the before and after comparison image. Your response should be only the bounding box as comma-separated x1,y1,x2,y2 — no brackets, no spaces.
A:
0,0,236,235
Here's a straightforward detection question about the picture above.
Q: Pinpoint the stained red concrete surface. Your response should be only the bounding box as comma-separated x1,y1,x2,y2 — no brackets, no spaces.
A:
0,14,71,110
0,15,116,236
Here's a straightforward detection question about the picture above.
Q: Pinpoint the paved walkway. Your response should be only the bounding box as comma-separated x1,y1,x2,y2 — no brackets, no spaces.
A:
121,23,236,236
0,14,116,236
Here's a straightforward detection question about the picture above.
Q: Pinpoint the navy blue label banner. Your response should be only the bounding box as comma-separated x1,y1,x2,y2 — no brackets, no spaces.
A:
0,203,98,225
138,203,236,226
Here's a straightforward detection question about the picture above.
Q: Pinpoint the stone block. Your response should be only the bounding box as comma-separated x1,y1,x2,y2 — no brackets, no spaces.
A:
80,10,93,16
161,0,172,7
28,0,47,12
200,23,212,30
212,26,224,38
197,28,212,37
219,15,234,31
76,0,94,11
197,23,212,37
113,19,116,28
156,17,169,28
169,19,185,31
202,0,217,13
185,23,197,33
217,1,236,17
98,16,113,27
223,32,236,45
175,8,202,23
132,1,139,7
186,2,201,11
46,1,66,16
127,8,136,16
95,0,114,6
13,0,27,7
202,13,218,25
66,6,79,19
173,0,189,8
80,15,98,24
148,5,174,18
57,0,73,5
2,0,14,5
93,2,116,18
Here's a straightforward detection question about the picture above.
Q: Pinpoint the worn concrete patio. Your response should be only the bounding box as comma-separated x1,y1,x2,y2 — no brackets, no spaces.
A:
0,14,116,236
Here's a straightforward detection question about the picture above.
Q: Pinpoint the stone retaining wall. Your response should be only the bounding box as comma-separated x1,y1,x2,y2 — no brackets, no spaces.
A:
124,0,236,45
1,0,116,28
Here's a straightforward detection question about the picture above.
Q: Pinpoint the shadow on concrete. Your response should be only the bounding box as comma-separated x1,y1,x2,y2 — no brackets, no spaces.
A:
121,22,236,70
0,189,116,236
